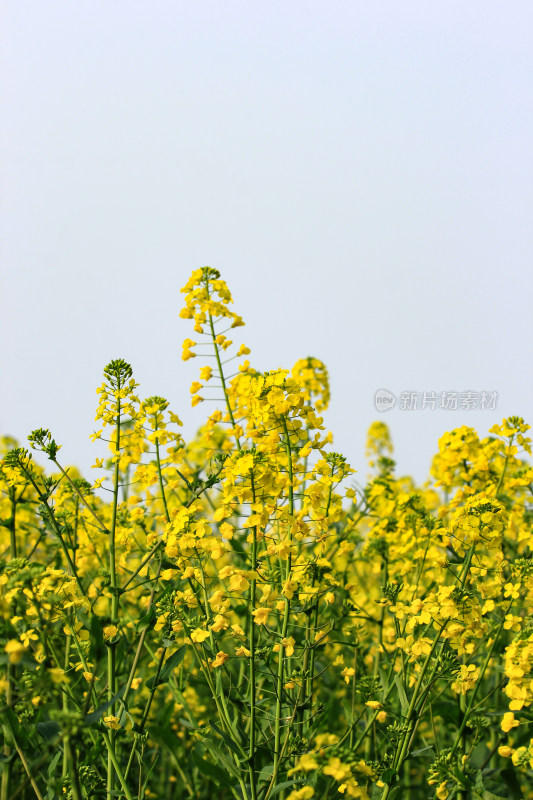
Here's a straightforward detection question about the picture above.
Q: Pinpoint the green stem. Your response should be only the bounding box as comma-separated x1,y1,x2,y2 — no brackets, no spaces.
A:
380,624,447,800
124,647,166,781
262,675,308,800
248,472,258,800
449,602,512,760
206,298,241,451
381,547,475,799
155,435,171,524
272,419,294,783
64,735,83,800
52,459,109,533
495,434,514,498
62,631,72,780
20,467,86,598
100,729,135,800
1,491,17,800
305,485,332,734
122,541,164,591
107,404,121,800
178,614,246,761
365,553,387,762
2,713,45,800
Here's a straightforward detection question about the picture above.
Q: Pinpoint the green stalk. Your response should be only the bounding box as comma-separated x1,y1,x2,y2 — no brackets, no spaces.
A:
62,630,72,780
248,473,258,800
2,713,44,800
122,541,163,591
155,432,170,524
100,729,136,800
196,557,237,737
121,427,169,784
206,282,258,790
262,671,309,800
457,672,467,800
64,734,83,800
272,420,294,784
124,647,166,781
4,750,52,800
348,648,358,749
304,485,333,735
18,466,86,597
178,616,250,800
449,601,512,760
177,614,246,760
62,496,78,784
51,459,109,533
337,635,403,753
107,402,121,800
61,617,132,796
495,433,514,498
304,603,319,735
1,490,17,800
380,623,447,800
365,553,388,762
380,546,475,798
205,283,241,451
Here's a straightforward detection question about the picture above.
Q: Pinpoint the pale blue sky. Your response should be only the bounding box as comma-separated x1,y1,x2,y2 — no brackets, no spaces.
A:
1,1,532,483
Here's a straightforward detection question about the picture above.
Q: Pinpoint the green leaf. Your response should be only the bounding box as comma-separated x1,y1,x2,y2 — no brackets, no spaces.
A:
474,771,508,800
378,664,390,693
257,763,274,784
165,642,186,663
381,768,398,786
45,752,63,799
385,788,403,800
208,720,243,758
146,644,187,689
160,557,178,570
139,752,160,798
203,743,241,779
408,746,434,759
151,726,181,753
499,767,523,799
270,780,308,798
431,698,458,724
88,613,106,664
178,717,198,729
47,750,62,777
84,684,126,726
228,539,246,557
137,606,156,632
192,748,235,787
394,676,409,715
36,720,61,740
2,707,25,748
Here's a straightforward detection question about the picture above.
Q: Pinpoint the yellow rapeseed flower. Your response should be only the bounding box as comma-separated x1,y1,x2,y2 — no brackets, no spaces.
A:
252,608,270,626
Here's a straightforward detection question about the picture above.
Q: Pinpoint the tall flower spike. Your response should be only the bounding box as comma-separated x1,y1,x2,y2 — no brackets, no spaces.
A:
366,421,394,472
95,359,139,427
179,267,245,335
179,267,251,413
291,357,330,412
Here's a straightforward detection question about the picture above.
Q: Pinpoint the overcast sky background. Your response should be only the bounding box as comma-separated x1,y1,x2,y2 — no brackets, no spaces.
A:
1,1,532,485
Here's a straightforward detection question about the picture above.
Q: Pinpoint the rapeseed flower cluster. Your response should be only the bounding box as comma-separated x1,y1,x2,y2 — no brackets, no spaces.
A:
0,268,532,800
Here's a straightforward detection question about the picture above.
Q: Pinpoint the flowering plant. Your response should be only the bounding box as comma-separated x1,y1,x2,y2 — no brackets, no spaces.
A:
1,268,532,800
